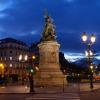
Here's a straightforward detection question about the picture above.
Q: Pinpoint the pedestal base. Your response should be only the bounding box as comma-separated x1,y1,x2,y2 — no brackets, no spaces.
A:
34,41,67,87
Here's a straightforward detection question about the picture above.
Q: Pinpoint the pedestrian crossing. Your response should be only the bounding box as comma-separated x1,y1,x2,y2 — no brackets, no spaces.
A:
26,92,80,100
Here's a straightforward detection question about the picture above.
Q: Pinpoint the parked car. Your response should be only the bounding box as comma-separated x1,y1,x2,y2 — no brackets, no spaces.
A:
94,75,100,81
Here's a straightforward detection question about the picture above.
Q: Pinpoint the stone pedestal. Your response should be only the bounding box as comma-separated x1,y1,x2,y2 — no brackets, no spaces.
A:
34,41,67,87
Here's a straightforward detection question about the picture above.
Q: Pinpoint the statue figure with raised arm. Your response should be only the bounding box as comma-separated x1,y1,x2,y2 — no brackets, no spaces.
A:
42,12,56,41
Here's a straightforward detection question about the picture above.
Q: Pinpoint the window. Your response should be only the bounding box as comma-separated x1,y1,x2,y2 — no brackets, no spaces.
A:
5,57,6,60
10,63,12,67
10,51,12,53
15,64,16,68
0,52,2,56
10,57,12,60
4,52,6,56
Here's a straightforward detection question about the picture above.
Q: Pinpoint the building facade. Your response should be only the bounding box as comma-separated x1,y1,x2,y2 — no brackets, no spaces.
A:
0,38,31,79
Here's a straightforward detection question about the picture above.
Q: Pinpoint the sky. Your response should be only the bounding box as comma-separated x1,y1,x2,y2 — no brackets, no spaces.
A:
0,0,100,56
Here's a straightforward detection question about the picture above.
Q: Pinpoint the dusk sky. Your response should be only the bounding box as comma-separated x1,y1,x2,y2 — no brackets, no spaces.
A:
0,0,100,55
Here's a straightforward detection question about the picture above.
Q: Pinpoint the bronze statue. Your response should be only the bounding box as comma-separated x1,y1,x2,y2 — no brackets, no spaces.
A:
41,12,56,41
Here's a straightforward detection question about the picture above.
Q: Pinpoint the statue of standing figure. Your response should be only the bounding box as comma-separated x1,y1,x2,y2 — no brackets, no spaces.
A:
41,12,56,41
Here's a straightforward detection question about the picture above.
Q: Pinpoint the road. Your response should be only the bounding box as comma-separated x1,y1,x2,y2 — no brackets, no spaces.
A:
0,93,80,100
80,89,100,100
26,93,80,100
0,91,100,100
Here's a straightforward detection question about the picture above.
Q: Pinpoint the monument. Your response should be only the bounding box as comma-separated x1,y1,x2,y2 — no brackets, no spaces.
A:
34,12,67,86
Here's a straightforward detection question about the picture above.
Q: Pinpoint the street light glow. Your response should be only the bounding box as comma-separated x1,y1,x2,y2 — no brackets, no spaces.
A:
31,69,33,73
85,50,93,57
32,55,36,60
85,50,88,57
89,50,93,56
35,66,39,71
82,32,87,42
90,65,93,70
0,63,4,70
90,34,96,43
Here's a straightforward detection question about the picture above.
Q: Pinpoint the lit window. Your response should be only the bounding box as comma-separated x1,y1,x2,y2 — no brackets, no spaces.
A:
5,57,6,60
24,55,28,61
19,54,22,61
10,63,12,67
10,57,12,60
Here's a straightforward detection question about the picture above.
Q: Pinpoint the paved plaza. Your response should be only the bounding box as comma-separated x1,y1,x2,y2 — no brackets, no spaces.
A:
0,83,100,100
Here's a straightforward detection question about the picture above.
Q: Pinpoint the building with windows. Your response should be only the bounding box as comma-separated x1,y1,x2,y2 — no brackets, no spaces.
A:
29,42,39,67
0,38,31,79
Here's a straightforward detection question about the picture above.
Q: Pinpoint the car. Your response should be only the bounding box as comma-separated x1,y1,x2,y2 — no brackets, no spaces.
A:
94,75,100,81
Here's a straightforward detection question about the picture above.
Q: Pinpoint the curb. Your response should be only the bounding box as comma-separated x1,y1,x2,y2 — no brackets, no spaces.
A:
0,93,35,95
79,88,100,94
0,91,81,95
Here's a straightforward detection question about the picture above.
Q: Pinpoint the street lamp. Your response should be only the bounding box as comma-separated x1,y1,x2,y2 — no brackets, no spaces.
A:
81,32,96,90
32,55,36,60
81,32,88,42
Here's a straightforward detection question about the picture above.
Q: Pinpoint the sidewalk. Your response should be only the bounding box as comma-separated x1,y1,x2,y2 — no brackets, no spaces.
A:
0,83,99,94
35,84,79,94
0,83,79,94
0,85,30,93
80,83,100,100
79,83,100,92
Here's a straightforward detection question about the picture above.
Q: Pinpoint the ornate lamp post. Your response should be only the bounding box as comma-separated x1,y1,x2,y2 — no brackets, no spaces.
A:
81,32,96,90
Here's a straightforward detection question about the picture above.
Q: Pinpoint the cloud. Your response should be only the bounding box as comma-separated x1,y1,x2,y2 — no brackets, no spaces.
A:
30,30,38,35
64,52,84,62
0,13,8,18
0,0,14,20
0,0,13,11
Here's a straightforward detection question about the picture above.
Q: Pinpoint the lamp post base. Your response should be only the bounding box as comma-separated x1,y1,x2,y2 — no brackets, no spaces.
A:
90,73,94,90
28,75,35,93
